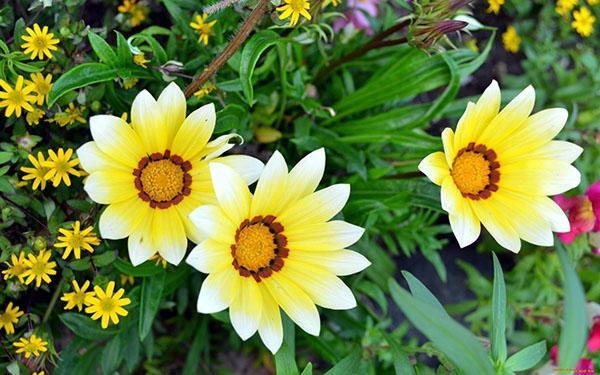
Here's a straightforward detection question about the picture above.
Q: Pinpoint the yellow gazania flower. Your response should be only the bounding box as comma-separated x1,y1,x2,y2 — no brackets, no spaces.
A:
120,274,134,285
43,148,81,187
22,249,57,287
0,302,24,334
0,76,36,118
277,0,312,26
2,253,29,282
187,149,370,353
556,0,578,16
418,81,582,253
77,83,263,266
26,108,45,126
20,152,50,191
28,73,53,105
190,14,217,45
486,0,505,14
20,24,60,60
61,280,95,311
572,7,596,37
13,334,48,358
55,221,101,259
85,281,131,329
502,26,521,53
133,53,150,68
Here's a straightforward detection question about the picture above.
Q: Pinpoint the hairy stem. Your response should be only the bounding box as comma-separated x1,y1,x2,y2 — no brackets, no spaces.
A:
184,0,270,98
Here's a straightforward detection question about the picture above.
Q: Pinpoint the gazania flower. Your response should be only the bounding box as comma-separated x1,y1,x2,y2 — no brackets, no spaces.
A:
277,0,312,27
22,249,57,287
502,26,521,53
572,7,596,37
61,280,95,311
187,149,370,353
418,81,582,252
85,281,131,329
28,73,53,105
0,302,24,334
190,14,217,45
77,83,263,266
13,334,48,358
20,152,50,191
0,76,35,118
43,148,81,187
2,253,28,282
55,221,101,259
20,24,60,60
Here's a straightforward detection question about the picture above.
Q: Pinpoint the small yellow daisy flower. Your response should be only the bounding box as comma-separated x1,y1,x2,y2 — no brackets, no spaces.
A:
133,53,150,68
43,148,81,187
120,274,134,285
0,302,24,335
119,0,147,27
502,26,521,53
277,0,312,26
20,152,51,191
13,334,48,359
187,149,369,353
85,281,131,329
22,249,57,287
149,254,168,268
55,221,101,259
418,81,582,252
26,108,45,126
20,24,60,60
50,103,86,127
190,14,217,45
588,0,599,5
2,253,29,282
28,73,53,106
572,7,596,37
486,0,505,14
556,0,578,16
0,76,36,118
193,82,216,99
61,280,95,311
33,372,45,375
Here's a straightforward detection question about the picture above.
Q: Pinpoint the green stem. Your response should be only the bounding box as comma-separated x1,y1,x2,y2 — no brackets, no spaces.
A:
43,277,64,324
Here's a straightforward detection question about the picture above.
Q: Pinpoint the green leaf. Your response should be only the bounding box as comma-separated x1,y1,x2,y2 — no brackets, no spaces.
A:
300,363,313,375
101,335,121,374
216,104,249,133
113,257,164,277
183,318,208,375
88,31,117,66
48,63,118,106
324,348,362,375
382,332,414,375
116,31,133,67
275,315,299,375
388,278,494,375
59,312,121,340
0,152,12,164
556,244,588,369
239,30,279,105
139,270,166,340
505,340,546,372
491,252,507,363
401,270,446,313
92,250,116,267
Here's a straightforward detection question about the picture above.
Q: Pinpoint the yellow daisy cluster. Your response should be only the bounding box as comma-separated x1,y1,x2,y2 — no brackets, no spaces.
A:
0,73,55,121
556,0,579,16
502,25,521,53
20,148,82,190
21,23,59,60
277,0,312,26
2,250,57,288
54,221,101,259
190,13,217,45
14,334,48,358
487,0,505,14
48,102,86,127
572,6,596,36
118,0,147,27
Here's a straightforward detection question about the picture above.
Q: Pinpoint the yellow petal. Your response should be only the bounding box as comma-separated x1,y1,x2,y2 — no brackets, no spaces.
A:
441,127,456,166
171,103,216,161
186,239,230,273
448,199,480,248
278,184,350,230
157,82,186,147
285,220,364,251
258,287,283,354
99,198,150,239
89,115,145,168
131,90,167,153
418,151,449,186
154,208,188,265
212,155,264,186
250,151,288,217
455,80,501,146
196,265,239,314
287,249,370,276
84,171,137,204
278,148,326,211
471,199,521,252
500,160,580,196
127,213,157,266
209,163,251,225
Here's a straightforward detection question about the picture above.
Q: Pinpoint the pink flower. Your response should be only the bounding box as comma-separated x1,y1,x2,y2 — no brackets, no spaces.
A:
550,345,596,374
554,195,595,244
586,180,600,231
589,318,600,353
333,0,380,35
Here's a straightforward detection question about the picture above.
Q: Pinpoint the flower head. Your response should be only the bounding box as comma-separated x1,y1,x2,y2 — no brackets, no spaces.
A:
13,334,48,358
418,81,582,253
77,82,263,266
85,281,131,329
502,26,521,53
26,108,45,126
0,303,24,334
556,0,578,16
187,149,370,353
28,73,53,106
554,195,595,244
22,249,57,287
277,0,312,27
572,7,596,37
20,152,50,191
20,24,60,60
2,253,29,282
49,102,86,127
190,14,217,45
55,221,101,259
486,0,505,14
0,76,35,118
118,0,147,27
43,148,81,187
61,280,95,311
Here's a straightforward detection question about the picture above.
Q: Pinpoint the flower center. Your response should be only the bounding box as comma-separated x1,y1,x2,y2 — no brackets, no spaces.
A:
37,82,50,94
231,215,289,282
35,37,47,48
31,261,46,274
101,299,115,312
69,234,83,248
8,90,24,104
451,142,500,200
133,150,192,209
290,0,306,10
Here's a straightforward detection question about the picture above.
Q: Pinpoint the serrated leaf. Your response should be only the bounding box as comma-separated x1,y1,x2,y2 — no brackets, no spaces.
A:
48,63,118,106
